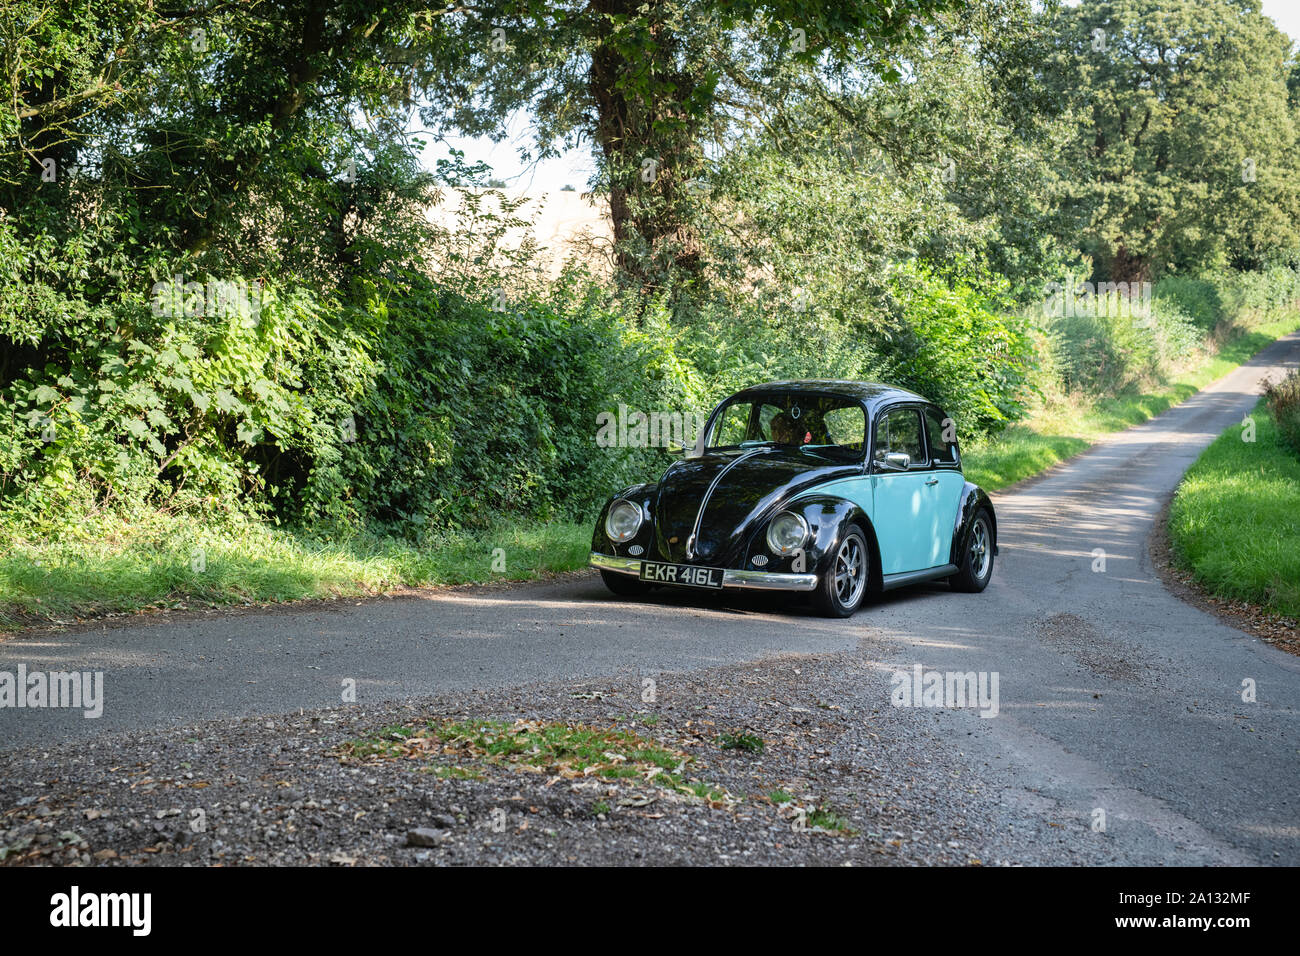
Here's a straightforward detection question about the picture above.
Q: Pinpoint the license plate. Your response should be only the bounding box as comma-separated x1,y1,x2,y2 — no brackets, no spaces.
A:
638,561,724,589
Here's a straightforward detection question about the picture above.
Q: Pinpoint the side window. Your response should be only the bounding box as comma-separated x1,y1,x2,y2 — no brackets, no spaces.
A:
925,409,959,465
709,402,753,447
822,406,866,451
873,408,926,467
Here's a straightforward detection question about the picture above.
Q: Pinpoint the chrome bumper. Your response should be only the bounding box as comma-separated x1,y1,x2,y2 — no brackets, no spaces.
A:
589,552,818,592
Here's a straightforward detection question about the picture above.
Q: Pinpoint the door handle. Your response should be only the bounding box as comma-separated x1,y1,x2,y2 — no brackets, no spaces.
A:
924,478,939,485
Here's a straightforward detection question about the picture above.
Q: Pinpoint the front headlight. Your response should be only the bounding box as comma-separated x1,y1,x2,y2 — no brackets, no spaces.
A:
605,499,644,543
766,511,810,555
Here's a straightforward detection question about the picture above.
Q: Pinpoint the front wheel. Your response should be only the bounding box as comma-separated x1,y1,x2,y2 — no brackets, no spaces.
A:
600,569,651,597
812,527,870,618
949,509,994,593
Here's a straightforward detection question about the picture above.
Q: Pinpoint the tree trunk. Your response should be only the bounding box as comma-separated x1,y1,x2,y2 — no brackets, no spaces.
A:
1099,245,1151,287
587,0,705,293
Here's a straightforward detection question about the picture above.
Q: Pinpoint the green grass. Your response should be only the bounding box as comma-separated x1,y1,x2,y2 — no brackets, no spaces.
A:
964,313,1300,491
0,511,590,632
340,717,735,805
1168,401,1300,619
421,765,484,780
806,806,856,834
717,731,765,753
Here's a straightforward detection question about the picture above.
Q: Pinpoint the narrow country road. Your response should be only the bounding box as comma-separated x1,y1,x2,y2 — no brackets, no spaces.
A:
3,332,1298,865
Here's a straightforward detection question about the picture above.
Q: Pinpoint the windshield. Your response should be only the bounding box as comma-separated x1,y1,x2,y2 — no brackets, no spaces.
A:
705,395,866,461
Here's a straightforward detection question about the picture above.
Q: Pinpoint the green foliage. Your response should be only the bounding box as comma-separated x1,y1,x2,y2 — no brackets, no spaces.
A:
411,0,957,286
882,270,1034,435
1044,293,1204,396
697,1,1071,311
1043,0,1300,282
1265,370,1300,457
963,276,1300,491
718,732,765,753
318,273,676,532
0,260,683,535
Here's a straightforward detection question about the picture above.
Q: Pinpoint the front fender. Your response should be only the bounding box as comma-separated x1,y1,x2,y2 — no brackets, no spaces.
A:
591,483,659,556
748,496,882,592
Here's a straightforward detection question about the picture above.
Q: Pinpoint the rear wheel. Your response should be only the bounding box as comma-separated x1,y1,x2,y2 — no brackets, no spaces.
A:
600,569,651,597
812,527,869,618
949,509,994,593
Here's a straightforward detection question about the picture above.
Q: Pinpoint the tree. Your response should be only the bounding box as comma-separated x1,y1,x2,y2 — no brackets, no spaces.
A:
409,0,955,291
1043,0,1300,283
693,1,1071,311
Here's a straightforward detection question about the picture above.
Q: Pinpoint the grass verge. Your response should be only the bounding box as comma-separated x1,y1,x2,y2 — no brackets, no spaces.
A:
1167,400,1300,620
0,514,589,632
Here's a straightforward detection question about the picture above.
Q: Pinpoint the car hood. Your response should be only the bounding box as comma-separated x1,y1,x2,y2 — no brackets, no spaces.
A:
652,448,861,565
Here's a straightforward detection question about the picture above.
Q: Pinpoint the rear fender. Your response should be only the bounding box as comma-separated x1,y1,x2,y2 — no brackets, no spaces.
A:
949,483,997,566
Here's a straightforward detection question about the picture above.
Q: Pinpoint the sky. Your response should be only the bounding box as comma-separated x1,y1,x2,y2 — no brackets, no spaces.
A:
417,0,1300,194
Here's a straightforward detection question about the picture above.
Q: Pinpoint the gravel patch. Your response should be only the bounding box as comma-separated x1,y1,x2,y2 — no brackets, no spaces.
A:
2,649,1133,866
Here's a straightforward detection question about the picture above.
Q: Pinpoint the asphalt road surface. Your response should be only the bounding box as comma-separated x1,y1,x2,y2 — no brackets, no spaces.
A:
3,332,1299,865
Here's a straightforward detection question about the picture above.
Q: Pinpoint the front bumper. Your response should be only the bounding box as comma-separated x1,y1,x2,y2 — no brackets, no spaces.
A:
589,552,818,592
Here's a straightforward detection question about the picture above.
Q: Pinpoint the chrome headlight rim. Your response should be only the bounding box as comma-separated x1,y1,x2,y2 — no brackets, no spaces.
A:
766,510,810,556
605,498,644,543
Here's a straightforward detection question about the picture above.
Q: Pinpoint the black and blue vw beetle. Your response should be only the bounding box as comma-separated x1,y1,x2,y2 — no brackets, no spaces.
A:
589,381,997,617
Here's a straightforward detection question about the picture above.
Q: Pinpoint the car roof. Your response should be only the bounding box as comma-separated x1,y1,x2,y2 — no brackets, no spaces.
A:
726,380,933,415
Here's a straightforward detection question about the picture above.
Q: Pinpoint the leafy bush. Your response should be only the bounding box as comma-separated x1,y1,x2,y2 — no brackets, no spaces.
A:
316,273,675,533
883,271,1035,436
1214,266,1300,323
1153,276,1225,330
1045,295,1203,396
0,274,344,532
1265,371,1300,458
0,256,687,537
674,268,1035,440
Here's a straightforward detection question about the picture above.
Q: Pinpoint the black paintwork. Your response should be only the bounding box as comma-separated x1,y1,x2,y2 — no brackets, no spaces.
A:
724,380,929,420
591,381,997,594
950,483,999,567
650,448,861,565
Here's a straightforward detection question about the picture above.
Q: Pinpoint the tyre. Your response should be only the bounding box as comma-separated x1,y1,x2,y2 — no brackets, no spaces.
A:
949,509,994,593
812,526,870,618
600,568,651,597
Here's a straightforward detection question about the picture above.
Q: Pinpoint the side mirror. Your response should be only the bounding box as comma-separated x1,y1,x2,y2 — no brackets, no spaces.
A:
882,451,911,471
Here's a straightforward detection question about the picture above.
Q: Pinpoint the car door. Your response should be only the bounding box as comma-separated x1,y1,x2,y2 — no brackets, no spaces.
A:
869,405,936,574
923,406,964,566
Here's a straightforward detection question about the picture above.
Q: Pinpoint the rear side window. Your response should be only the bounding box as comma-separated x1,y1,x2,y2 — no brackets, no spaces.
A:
925,409,960,465
873,408,926,467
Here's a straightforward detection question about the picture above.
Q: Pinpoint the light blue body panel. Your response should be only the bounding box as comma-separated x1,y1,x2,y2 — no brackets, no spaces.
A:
793,471,965,575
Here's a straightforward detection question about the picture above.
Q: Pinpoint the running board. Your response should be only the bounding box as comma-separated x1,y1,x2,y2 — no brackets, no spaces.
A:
880,564,958,591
